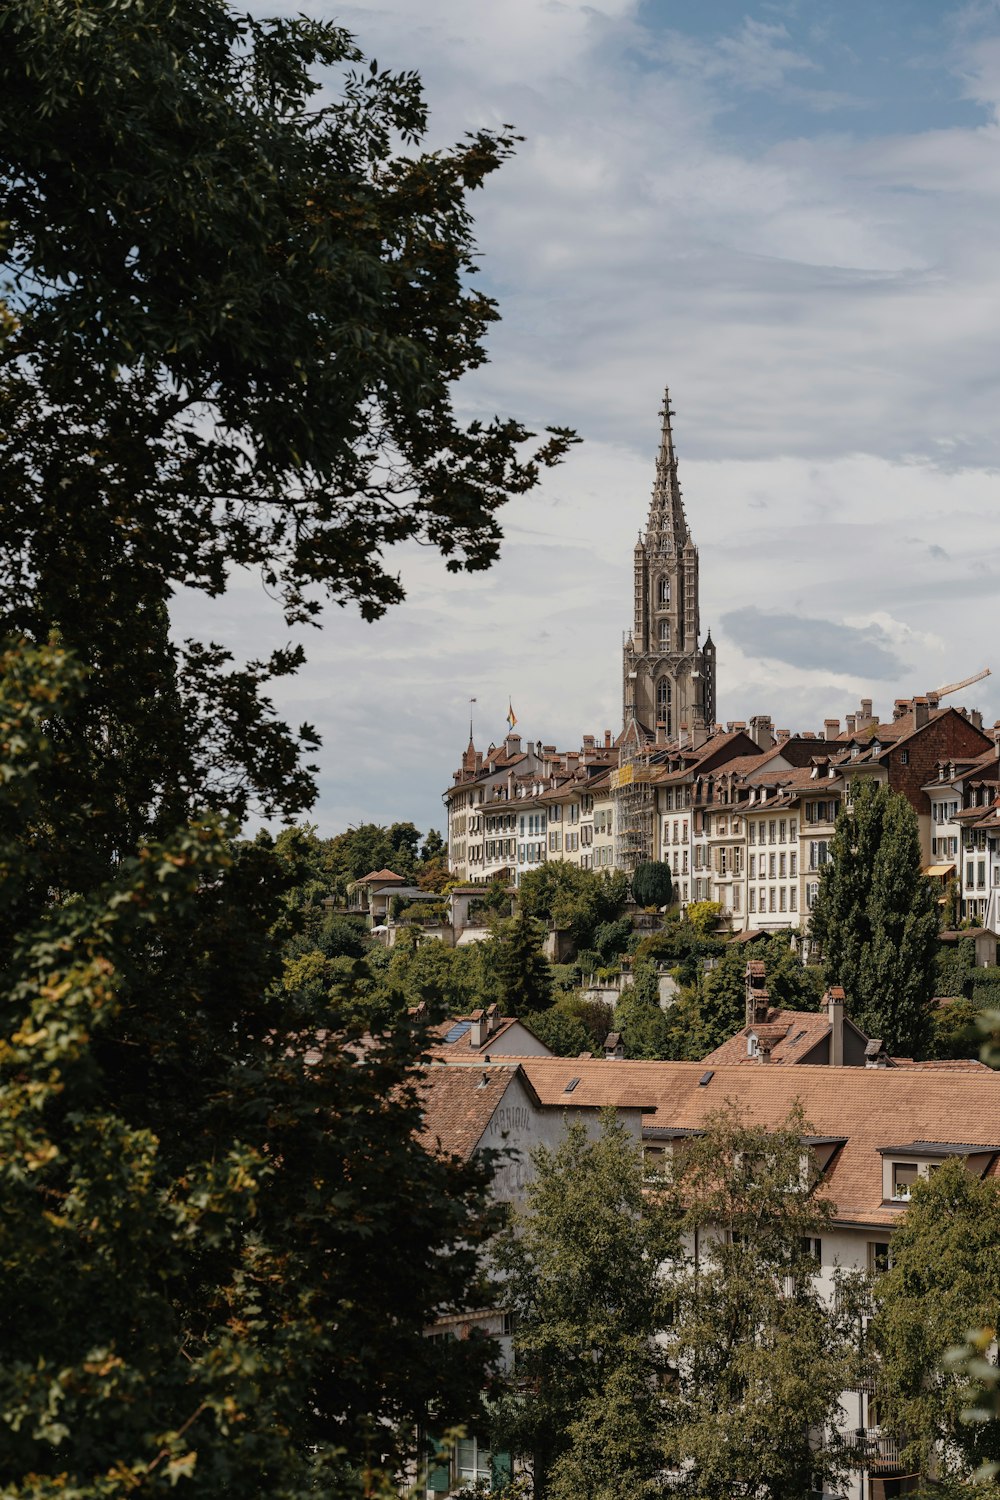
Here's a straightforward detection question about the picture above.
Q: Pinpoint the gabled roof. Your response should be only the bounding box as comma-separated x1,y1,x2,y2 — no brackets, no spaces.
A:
507,1056,1000,1227
417,1063,523,1158
356,867,406,884
428,1013,549,1059
701,1008,837,1067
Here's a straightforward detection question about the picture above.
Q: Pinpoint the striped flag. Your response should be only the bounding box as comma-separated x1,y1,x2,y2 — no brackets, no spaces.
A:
507,701,517,730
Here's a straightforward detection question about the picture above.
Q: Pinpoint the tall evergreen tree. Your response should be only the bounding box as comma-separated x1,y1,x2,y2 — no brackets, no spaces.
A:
480,913,554,1014
810,782,939,1055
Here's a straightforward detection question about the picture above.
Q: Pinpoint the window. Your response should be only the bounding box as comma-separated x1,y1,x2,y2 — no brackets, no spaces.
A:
749,824,756,845
769,853,776,878
868,1241,893,1274
657,576,670,606
790,888,797,912
979,861,987,889
779,819,787,844
900,749,909,764
892,1162,919,1201
769,820,777,843
456,1437,493,1485
656,676,672,733
749,889,757,913
801,1236,822,1263
806,882,819,910
749,854,757,879
809,840,829,871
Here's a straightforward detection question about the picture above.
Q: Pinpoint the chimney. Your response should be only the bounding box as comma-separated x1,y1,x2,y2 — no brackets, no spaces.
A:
865,1038,887,1068
604,1031,624,1061
825,987,845,1067
893,699,910,721
757,1037,773,1064
505,732,522,756
913,697,930,729
604,730,612,749
969,709,984,730
469,1008,485,1048
749,714,773,750
860,698,873,721
777,728,790,743
485,1002,500,1037
824,719,840,741
845,714,857,735
745,960,769,1027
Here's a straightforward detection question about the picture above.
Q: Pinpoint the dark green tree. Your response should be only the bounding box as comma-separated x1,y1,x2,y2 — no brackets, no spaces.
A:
665,1106,852,1500
517,864,628,955
0,642,500,1496
872,1159,1000,1487
480,913,554,1014
491,1114,680,1499
0,0,574,849
613,960,673,1059
810,783,939,1055
0,0,575,1489
630,861,674,908
524,1005,593,1058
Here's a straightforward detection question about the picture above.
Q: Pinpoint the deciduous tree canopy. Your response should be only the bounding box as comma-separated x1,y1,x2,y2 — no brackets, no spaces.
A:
0,2,573,1491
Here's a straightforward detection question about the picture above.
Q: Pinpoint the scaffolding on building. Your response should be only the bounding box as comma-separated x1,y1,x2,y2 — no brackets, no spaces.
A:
612,753,663,872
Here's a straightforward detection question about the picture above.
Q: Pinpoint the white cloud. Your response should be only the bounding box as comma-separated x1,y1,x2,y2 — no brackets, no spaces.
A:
199,0,1000,834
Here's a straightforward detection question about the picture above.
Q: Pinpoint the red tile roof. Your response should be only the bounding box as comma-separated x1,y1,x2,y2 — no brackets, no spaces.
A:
417,1064,522,1159
701,1008,834,1066
508,1056,1000,1227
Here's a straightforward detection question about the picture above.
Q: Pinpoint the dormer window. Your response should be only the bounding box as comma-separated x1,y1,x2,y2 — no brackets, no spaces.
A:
892,1162,918,1200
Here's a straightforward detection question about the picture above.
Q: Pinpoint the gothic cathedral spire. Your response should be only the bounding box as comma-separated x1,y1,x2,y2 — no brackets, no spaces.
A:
623,389,716,740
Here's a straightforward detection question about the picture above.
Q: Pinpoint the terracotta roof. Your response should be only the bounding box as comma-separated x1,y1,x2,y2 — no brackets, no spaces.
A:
701,1008,834,1066
507,1056,1000,1227
417,1063,521,1158
886,1058,991,1072
356,867,406,884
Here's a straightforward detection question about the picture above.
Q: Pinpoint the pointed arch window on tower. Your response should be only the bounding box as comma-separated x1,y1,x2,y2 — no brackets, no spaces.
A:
656,677,672,736
657,576,670,607
658,619,671,651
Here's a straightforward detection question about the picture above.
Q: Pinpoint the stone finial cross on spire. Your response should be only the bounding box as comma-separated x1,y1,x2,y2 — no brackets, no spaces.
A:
647,385,689,551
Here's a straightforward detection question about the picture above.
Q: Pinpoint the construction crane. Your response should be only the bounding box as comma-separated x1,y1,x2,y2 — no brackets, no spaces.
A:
930,667,991,700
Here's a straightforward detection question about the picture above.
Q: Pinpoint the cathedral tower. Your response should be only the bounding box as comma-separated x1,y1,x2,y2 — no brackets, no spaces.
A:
622,390,716,738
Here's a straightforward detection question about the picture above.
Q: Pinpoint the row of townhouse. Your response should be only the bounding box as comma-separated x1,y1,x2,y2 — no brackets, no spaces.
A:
445,695,1000,928
443,730,620,886
419,1047,1000,1500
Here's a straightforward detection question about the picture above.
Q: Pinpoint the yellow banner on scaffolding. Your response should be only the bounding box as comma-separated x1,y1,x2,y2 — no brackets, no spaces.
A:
611,764,634,789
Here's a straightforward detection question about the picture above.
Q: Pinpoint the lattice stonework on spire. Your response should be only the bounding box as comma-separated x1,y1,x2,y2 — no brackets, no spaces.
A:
621,389,717,769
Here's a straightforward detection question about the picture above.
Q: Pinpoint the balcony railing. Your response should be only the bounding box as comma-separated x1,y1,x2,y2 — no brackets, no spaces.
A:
840,1427,904,1471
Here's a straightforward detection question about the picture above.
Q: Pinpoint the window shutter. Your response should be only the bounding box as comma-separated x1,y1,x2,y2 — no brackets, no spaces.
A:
491,1452,514,1487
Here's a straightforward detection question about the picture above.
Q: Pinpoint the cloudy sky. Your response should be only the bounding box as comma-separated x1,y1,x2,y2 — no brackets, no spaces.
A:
196,0,1000,838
